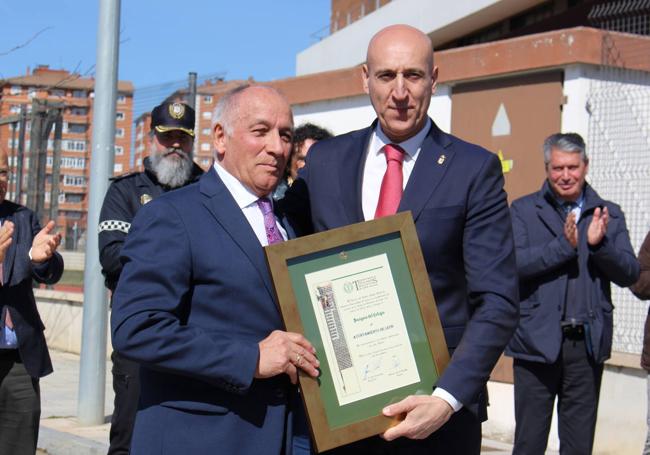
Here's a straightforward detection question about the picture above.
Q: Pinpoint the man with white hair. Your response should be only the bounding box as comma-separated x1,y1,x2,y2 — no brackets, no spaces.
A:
111,85,319,454
98,101,203,455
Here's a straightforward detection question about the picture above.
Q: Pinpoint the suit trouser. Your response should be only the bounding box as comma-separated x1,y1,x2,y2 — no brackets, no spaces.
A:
513,335,603,455
108,350,140,455
0,349,40,455
322,407,481,455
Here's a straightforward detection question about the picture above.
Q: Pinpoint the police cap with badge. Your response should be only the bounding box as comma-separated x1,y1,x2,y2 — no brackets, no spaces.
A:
151,101,196,137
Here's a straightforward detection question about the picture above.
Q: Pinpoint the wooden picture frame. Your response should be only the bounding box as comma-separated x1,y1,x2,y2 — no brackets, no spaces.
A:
265,212,449,452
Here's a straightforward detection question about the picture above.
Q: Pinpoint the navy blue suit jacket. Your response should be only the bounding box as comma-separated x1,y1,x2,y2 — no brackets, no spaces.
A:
0,201,63,378
282,120,519,420
506,182,639,364
111,168,298,455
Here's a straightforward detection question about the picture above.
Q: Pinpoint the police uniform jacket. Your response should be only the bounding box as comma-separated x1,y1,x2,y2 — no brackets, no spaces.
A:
98,157,203,292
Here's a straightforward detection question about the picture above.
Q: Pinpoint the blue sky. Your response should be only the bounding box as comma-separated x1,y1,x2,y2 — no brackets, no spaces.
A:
0,0,331,88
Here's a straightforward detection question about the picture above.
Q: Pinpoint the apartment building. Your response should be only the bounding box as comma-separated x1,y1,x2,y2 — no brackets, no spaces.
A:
0,64,134,248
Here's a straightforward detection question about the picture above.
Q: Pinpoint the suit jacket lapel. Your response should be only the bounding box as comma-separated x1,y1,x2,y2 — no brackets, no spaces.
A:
535,184,565,236
340,126,373,225
199,168,275,299
399,121,454,221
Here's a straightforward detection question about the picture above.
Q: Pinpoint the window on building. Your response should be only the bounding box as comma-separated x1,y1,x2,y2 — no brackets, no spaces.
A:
46,156,53,167
58,194,66,204
10,85,21,95
202,128,211,136
64,193,83,204
44,192,50,203
200,143,210,151
203,95,213,104
116,112,125,121
115,146,124,155
70,107,88,116
68,123,88,134
202,111,212,120
136,158,142,167
61,157,85,169
63,175,87,187
9,105,21,114
27,88,37,99
201,158,212,166
62,140,85,152
117,94,126,104
49,89,65,98
72,90,86,98
115,128,125,138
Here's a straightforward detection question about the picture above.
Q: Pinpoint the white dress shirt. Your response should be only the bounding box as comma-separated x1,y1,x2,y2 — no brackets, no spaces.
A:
214,163,287,245
361,118,430,221
360,120,463,412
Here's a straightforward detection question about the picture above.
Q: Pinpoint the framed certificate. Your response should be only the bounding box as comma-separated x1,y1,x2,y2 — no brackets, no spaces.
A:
264,212,449,452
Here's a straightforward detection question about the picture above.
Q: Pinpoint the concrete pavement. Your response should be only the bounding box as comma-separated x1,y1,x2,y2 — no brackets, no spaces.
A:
38,350,112,454
37,349,517,454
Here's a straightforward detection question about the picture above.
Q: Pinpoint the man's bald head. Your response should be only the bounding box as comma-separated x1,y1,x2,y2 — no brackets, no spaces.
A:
367,25,434,70
363,25,437,143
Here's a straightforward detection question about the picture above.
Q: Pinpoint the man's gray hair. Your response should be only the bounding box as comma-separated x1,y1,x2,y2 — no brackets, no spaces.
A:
211,84,252,136
543,133,587,165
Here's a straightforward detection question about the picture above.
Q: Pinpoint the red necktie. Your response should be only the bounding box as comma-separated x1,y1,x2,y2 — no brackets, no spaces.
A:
374,144,405,219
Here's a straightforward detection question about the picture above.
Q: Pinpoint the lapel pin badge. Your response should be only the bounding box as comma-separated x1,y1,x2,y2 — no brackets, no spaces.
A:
437,154,446,165
140,194,153,205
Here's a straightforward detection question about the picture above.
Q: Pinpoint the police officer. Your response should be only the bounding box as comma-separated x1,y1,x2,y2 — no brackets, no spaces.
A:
98,101,203,455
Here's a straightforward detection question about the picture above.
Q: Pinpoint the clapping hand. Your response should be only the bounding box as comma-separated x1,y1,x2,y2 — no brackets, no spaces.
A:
31,221,62,263
587,206,609,246
564,212,578,248
0,221,13,263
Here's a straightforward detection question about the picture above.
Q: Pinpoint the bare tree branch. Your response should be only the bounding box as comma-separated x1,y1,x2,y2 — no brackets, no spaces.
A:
0,27,53,57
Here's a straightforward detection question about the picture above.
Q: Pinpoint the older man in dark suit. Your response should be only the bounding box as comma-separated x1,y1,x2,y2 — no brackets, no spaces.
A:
506,132,639,454
111,85,319,455
0,148,63,454
282,24,519,454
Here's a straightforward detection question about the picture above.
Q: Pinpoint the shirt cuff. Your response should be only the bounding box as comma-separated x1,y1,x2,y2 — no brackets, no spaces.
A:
432,387,463,412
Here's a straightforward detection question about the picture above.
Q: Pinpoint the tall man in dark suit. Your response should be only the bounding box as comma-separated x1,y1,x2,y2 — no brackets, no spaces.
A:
0,148,63,454
506,133,639,454
282,24,519,454
111,85,320,455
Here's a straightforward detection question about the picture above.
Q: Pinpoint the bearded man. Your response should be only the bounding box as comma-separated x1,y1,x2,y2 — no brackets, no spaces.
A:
98,101,203,455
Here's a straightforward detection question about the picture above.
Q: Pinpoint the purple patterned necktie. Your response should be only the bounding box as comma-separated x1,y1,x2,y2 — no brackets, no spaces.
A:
256,198,283,245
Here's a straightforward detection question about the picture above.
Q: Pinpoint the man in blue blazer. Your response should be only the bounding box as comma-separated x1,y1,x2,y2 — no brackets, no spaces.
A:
111,85,320,455
506,133,639,454
282,25,519,454
0,148,63,454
